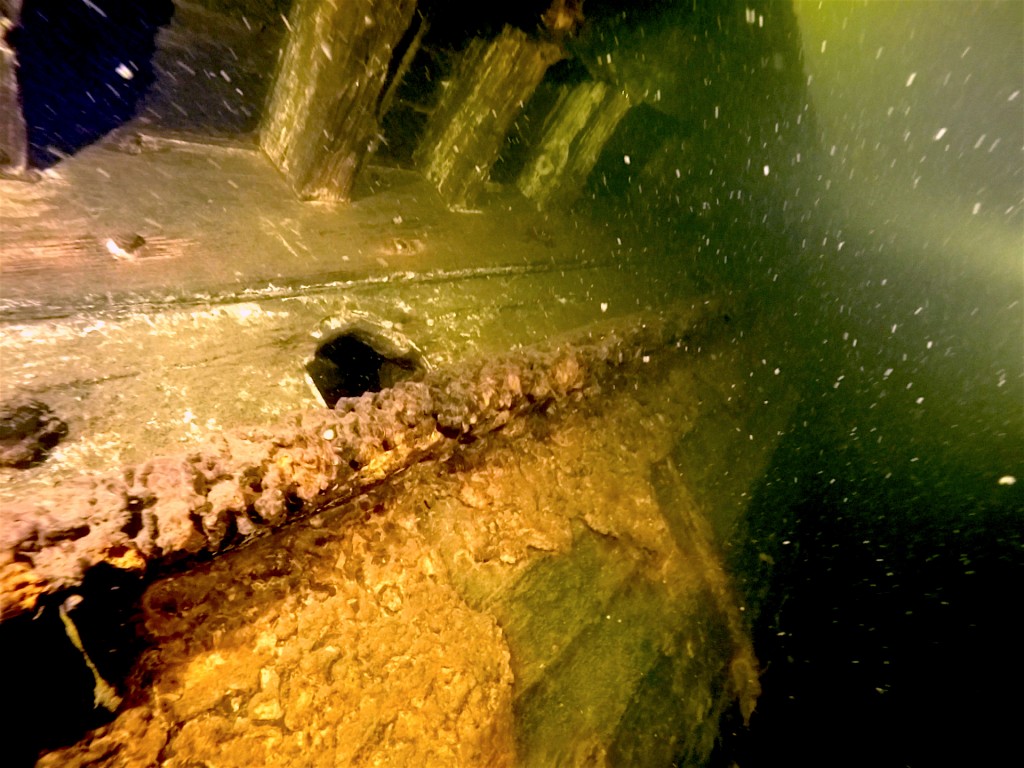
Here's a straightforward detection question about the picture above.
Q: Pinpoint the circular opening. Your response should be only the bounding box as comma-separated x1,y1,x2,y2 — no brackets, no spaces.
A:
304,324,426,408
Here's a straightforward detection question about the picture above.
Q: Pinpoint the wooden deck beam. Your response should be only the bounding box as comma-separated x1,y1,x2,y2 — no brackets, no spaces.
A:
260,0,417,202
415,26,563,211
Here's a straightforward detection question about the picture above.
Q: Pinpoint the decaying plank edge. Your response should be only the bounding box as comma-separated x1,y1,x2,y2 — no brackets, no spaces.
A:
0,301,722,623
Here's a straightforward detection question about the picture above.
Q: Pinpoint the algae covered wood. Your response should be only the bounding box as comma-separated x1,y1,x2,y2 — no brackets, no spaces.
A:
260,0,417,201
517,80,632,210
0,0,28,175
415,26,564,210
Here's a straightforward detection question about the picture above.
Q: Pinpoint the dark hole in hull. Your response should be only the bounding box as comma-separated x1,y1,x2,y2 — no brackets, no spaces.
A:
305,330,423,408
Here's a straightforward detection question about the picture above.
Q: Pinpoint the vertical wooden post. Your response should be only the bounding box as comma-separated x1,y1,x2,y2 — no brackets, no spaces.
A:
414,26,564,211
0,0,28,176
517,80,632,210
260,0,417,202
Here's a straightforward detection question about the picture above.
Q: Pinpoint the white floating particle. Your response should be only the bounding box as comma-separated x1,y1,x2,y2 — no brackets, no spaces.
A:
600,302,608,313
82,0,107,17
763,165,770,176
623,155,631,165
915,396,924,404
972,202,981,215
115,63,133,80
997,475,1016,486
1009,90,1020,102
906,72,917,87
933,127,947,141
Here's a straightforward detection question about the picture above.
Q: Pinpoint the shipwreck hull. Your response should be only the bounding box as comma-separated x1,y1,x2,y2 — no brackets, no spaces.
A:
2,305,784,767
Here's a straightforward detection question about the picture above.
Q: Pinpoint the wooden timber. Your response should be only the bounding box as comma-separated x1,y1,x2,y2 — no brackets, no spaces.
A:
517,80,632,210
415,26,564,211
0,0,27,176
260,0,417,202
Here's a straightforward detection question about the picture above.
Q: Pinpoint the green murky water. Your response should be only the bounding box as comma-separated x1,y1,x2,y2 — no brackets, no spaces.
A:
583,2,1023,765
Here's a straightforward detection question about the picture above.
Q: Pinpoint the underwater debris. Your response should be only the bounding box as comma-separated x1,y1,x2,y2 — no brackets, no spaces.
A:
0,397,69,469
